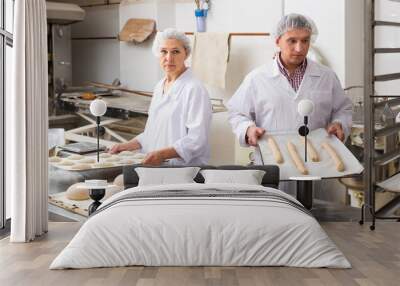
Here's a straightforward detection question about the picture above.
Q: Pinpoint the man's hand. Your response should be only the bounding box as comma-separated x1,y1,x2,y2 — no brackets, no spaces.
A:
327,122,345,142
143,151,164,166
246,126,266,146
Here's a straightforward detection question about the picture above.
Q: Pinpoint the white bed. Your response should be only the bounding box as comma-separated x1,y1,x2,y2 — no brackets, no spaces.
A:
50,183,351,269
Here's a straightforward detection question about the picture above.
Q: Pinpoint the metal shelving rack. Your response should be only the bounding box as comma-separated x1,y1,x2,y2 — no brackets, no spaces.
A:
360,0,400,230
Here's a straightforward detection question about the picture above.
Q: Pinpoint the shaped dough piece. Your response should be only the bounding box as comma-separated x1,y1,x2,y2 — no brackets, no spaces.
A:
99,153,112,159
68,154,84,160
92,162,114,168
66,183,89,200
132,153,146,160
105,156,121,162
300,137,320,162
322,142,345,172
113,174,124,187
79,157,96,164
267,136,284,164
120,159,135,165
58,160,75,166
70,164,92,170
118,151,136,157
287,141,308,175
49,156,62,163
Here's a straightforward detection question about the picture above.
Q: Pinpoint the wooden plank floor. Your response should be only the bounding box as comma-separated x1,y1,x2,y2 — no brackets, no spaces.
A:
0,222,399,286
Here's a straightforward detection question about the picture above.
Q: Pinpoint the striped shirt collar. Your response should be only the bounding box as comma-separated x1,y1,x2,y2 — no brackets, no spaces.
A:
276,53,307,92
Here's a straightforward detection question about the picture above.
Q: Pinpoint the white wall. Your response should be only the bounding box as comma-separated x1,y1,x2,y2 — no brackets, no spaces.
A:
71,5,120,85
118,0,172,91
285,0,346,83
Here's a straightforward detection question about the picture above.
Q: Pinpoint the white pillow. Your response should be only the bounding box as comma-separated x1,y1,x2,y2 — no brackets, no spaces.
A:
136,167,201,186
200,169,266,185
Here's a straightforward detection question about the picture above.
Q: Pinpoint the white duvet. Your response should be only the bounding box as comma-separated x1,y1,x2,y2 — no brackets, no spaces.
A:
50,183,351,269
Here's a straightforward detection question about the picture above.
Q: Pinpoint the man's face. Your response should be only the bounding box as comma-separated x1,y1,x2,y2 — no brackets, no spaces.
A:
276,28,311,66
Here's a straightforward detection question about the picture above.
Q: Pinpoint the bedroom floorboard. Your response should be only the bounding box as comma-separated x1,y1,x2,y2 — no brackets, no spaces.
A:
0,222,399,286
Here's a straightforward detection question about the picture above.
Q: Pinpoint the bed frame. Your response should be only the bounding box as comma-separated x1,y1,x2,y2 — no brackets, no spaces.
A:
123,165,280,189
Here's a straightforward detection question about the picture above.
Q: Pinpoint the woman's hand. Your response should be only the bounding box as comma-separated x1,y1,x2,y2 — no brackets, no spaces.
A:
108,143,126,154
142,151,165,166
108,139,142,154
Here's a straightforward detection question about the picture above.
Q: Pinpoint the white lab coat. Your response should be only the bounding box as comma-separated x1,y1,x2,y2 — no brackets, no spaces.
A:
228,58,352,159
227,58,352,195
136,68,212,166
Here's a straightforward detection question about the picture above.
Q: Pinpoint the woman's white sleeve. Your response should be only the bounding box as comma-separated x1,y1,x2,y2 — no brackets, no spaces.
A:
172,87,212,163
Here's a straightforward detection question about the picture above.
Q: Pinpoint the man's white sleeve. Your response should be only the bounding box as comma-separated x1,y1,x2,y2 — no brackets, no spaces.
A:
331,74,353,139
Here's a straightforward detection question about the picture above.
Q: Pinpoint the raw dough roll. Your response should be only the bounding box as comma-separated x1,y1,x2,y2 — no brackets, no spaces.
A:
99,153,112,159
105,156,120,162
322,142,345,172
70,164,92,170
267,136,284,164
118,151,136,157
92,162,114,168
113,174,124,187
58,160,74,166
68,154,84,160
120,159,134,165
66,183,89,200
132,153,146,160
300,137,320,162
287,141,308,175
79,157,96,164
49,156,62,163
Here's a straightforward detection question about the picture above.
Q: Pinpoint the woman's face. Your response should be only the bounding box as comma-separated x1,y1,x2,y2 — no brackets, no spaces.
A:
159,39,188,76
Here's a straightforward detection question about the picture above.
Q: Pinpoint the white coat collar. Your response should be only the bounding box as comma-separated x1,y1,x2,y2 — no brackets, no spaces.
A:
264,57,323,99
269,57,322,78
163,67,193,98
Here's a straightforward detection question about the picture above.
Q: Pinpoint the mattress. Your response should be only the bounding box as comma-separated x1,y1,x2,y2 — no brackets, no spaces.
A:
50,183,351,269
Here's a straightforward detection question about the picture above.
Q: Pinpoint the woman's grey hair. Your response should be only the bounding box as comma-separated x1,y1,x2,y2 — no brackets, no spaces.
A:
274,13,319,43
152,28,191,57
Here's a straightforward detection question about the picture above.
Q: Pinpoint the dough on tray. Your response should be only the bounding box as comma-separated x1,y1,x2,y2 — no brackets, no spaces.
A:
49,156,62,163
68,154,84,160
267,135,284,164
322,142,345,172
118,151,136,157
66,183,89,200
287,141,308,175
120,159,135,165
300,137,320,162
99,153,112,159
70,164,92,170
58,160,75,166
132,153,146,160
92,162,114,168
113,174,124,187
105,156,121,162
79,157,96,164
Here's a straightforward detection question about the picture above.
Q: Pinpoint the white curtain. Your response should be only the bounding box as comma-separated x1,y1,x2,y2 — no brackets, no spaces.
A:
7,0,48,242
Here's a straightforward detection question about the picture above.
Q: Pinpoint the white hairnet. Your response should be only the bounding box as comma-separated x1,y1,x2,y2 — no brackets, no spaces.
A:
274,13,318,43
152,28,191,57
